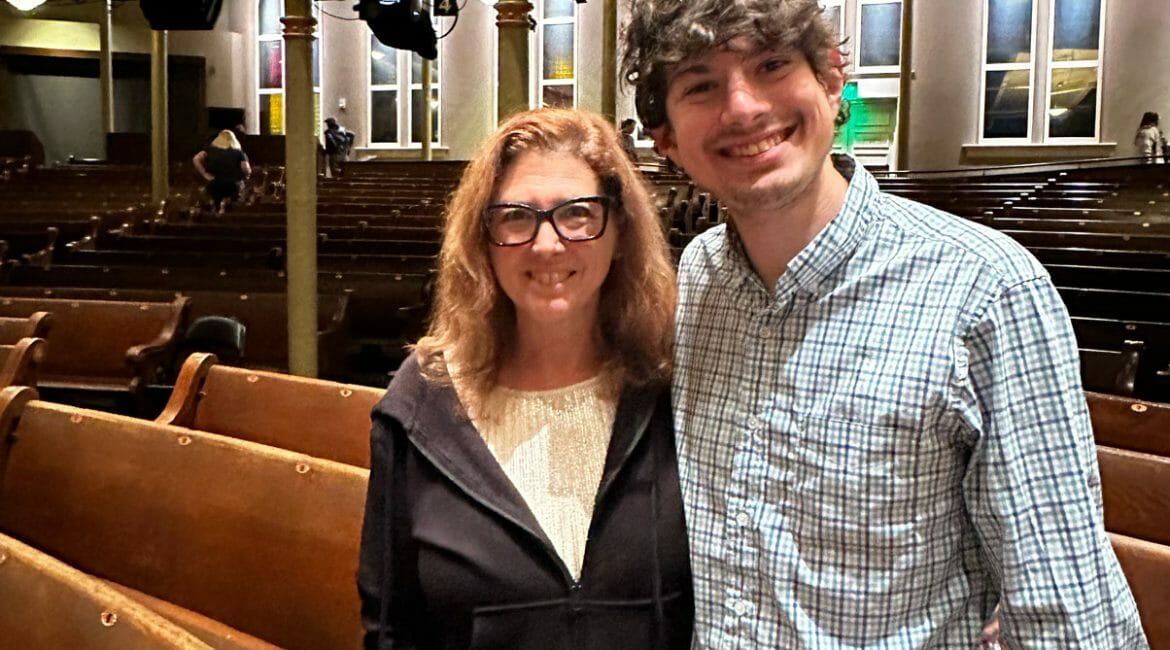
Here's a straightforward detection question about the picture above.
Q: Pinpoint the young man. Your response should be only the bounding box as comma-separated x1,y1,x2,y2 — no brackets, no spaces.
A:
621,1,1147,647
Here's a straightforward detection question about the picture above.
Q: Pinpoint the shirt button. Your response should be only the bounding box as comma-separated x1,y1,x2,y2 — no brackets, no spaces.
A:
733,600,752,617
748,415,765,430
758,324,775,339
735,511,751,527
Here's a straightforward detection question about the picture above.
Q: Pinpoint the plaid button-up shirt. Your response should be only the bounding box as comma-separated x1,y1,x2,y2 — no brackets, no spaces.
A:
673,159,1146,649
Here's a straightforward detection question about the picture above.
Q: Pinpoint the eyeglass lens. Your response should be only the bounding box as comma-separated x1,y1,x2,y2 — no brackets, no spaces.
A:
486,198,606,245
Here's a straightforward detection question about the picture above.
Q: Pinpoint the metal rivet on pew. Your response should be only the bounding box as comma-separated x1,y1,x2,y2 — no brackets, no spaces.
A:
1142,223,1150,228
177,435,192,446
1131,404,1148,413
340,388,353,397
240,294,250,301
0,551,7,565
70,414,83,424
296,462,311,474
247,375,260,383
139,305,149,311
70,302,80,308
100,611,118,627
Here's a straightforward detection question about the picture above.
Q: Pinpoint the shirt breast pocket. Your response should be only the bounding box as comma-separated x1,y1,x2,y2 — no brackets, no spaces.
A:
785,414,919,557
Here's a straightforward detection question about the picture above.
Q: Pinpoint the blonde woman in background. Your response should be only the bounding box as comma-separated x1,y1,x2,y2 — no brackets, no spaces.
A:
192,129,251,212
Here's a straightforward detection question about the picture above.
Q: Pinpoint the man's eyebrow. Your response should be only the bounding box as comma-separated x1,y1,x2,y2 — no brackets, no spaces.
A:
670,62,711,80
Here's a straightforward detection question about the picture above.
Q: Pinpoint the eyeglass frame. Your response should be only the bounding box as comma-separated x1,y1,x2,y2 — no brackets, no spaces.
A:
481,195,614,247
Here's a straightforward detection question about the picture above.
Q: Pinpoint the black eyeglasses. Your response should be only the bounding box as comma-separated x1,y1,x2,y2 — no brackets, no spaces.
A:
482,195,611,246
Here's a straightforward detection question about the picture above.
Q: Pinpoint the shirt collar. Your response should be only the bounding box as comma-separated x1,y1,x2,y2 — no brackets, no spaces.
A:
719,154,881,300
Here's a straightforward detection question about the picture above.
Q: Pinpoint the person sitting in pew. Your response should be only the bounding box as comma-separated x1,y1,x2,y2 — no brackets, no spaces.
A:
358,108,692,649
193,129,252,214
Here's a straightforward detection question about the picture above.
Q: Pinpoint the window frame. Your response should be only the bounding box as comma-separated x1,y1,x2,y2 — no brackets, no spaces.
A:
979,0,1038,143
1043,0,1105,142
855,0,903,74
255,0,322,136
533,0,579,109
366,35,443,148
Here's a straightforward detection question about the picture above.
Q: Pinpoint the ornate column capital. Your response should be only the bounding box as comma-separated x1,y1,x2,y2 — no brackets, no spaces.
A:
495,0,534,28
281,15,318,39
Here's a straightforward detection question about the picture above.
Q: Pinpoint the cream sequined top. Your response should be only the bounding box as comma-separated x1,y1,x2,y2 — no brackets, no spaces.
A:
472,375,617,580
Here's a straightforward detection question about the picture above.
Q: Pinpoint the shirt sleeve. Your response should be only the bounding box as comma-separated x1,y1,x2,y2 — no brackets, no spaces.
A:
357,415,421,650
956,275,1148,649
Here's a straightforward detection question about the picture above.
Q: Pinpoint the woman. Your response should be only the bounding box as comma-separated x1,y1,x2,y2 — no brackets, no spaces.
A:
192,129,251,212
1134,111,1162,163
358,109,691,649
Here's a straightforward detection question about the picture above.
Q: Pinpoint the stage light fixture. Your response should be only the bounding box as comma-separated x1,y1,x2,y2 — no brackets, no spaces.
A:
139,0,223,30
354,0,438,60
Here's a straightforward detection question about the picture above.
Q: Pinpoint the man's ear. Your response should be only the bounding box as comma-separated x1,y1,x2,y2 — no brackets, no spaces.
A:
649,124,679,164
820,49,847,109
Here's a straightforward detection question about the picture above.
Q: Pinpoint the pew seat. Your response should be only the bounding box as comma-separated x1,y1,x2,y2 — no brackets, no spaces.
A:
0,531,213,649
0,386,368,650
158,353,382,468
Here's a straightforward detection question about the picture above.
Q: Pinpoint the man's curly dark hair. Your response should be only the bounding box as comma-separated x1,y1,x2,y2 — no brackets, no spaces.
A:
620,0,844,130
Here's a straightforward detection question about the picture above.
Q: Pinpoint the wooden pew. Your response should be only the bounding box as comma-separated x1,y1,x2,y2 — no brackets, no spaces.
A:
0,337,46,387
0,386,368,650
0,531,215,649
1087,392,1170,457
0,310,51,344
1109,533,1170,650
0,296,188,399
1098,446,1170,547
157,353,382,468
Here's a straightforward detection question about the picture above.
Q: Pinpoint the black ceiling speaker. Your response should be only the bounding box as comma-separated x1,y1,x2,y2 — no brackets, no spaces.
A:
140,0,223,31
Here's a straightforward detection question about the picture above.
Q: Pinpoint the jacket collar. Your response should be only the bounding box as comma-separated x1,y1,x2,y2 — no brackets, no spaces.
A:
378,355,663,567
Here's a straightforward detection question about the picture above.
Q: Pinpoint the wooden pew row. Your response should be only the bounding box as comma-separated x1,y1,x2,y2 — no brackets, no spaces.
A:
989,217,1170,235
61,249,437,277
0,296,188,400
1048,264,1170,292
0,531,216,649
2,265,428,342
1030,247,1170,271
1005,229,1170,253
0,287,352,376
99,233,441,257
1087,392,1170,647
1110,533,1170,649
142,222,442,243
1058,286,1170,323
158,353,382,468
0,386,367,650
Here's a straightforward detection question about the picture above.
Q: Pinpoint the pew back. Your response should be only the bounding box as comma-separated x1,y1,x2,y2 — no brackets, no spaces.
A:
0,387,368,650
158,353,382,468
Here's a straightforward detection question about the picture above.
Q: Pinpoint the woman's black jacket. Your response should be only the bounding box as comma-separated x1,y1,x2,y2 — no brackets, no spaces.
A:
357,355,693,650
